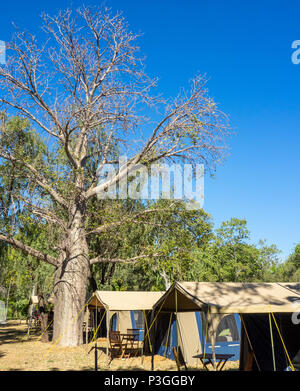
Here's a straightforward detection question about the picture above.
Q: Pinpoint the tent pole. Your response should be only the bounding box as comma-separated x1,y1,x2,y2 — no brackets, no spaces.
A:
141,310,148,366
142,312,144,357
202,310,209,370
106,309,110,356
271,312,294,371
164,313,173,357
269,313,276,371
175,288,178,357
95,300,98,341
144,309,152,353
150,310,155,371
86,307,89,346
208,307,217,371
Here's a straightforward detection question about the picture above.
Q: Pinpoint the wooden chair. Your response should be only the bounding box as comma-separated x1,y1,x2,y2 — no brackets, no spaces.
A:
172,346,188,371
108,331,129,361
244,351,254,371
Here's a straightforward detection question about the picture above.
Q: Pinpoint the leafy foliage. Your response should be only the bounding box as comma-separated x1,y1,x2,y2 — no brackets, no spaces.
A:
274,244,300,282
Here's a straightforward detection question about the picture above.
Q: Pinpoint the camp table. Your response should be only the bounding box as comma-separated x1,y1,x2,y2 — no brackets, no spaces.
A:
193,353,234,371
120,333,139,357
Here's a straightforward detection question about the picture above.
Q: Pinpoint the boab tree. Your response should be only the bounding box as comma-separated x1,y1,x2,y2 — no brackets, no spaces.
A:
0,6,229,346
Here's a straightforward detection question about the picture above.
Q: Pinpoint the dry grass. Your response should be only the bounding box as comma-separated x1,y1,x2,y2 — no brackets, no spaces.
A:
0,321,239,371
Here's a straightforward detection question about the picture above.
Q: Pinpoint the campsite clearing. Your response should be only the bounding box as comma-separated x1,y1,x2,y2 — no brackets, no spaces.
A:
0,321,239,371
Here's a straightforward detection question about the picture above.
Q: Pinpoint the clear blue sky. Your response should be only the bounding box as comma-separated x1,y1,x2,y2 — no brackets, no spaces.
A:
1,0,300,261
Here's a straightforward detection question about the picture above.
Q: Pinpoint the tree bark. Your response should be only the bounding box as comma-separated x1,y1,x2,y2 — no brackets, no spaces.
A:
52,203,90,346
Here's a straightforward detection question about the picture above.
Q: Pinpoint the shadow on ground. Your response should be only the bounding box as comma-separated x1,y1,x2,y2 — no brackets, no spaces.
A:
0,352,6,359
0,324,40,345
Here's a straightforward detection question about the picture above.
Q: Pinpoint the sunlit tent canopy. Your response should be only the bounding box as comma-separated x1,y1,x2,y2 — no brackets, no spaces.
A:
89,291,164,311
152,282,300,314
151,282,300,371
87,291,164,352
29,296,39,305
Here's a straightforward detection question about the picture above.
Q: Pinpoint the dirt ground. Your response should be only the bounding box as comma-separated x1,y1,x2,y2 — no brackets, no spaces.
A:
0,320,240,371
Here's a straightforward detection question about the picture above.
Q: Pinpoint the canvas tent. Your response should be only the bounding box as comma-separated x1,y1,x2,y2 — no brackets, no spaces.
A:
88,291,164,345
0,300,6,324
29,295,39,305
151,281,300,370
27,295,39,320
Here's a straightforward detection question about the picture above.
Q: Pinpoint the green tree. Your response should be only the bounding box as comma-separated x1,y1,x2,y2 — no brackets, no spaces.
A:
90,201,213,291
187,218,280,282
274,244,300,282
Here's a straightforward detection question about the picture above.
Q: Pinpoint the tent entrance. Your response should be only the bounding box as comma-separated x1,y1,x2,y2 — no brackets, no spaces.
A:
152,310,241,364
195,312,241,360
240,313,300,371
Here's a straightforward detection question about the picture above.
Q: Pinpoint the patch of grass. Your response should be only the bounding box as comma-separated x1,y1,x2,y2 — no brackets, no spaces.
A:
0,321,239,371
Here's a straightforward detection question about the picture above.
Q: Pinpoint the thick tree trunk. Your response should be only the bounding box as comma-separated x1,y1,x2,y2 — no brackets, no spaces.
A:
52,203,90,346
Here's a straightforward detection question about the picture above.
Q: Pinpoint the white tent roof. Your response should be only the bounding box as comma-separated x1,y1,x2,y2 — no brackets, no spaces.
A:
29,295,39,305
153,281,300,314
89,290,164,311
0,300,6,323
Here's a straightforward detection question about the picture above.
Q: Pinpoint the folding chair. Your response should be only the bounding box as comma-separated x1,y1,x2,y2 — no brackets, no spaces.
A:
108,331,129,363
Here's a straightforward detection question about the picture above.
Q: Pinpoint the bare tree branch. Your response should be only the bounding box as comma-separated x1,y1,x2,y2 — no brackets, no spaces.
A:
0,233,59,267
87,206,174,235
90,253,161,265
16,195,67,230
0,150,69,209
85,75,229,200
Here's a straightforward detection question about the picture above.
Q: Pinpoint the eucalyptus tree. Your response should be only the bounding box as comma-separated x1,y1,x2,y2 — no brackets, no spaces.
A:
90,199,213,291
188,218,280,282
0,6,229,346
275,244,300,282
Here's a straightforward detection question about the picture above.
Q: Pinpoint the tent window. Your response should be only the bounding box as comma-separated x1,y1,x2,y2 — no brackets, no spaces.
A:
201,313,239,342
216,315,239,342
110,313,118,331
133,310,144,329
157,313,176,350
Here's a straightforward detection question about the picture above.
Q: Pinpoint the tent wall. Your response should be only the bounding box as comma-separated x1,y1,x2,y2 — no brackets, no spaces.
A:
177,312,202,365
117,311,132,334
89,309,136,336
152,311,202,363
